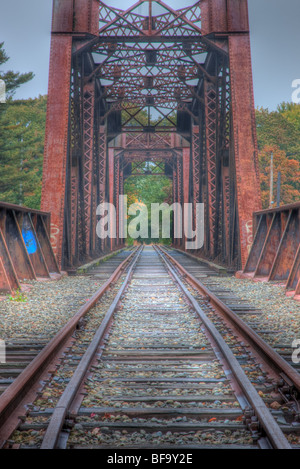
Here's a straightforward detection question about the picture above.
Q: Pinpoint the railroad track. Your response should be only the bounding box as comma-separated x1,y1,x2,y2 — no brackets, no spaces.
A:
165,247,300,370
1,246,300,449
161,247,300,389
157,247,300,439
0,247,138,448
0,249,135,403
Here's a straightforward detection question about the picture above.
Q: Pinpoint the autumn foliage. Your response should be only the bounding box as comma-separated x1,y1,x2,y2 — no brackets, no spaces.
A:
256,104,300,209
258,145,300,209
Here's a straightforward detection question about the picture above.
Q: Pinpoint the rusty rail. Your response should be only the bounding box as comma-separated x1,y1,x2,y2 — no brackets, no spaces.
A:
0,202,60,293
156,245,300,395
155,246,291,450
242,202,300,299
40,246,143,449
0,246,139,444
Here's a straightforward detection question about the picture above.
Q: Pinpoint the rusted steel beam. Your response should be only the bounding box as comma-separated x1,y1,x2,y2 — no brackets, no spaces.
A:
191,126,200,239
201,0,260,269
172,158,179,247
18,213,50,279
109,148,116,251
287,245,300,292
204,78,218,257
3,210,36,282
182,148,190,250
243,214,268,274
226,0,250,32
82,80,96,256
73,0,99,35
269,208,300,282
228,33,262,267
51,0,74,33
201,0,227,35
0,256,12,293
41,34,73,268
241,203,300,298
254,213,284,277
0,204,60,294
114,156,120,248
0,229,20,292
98,126,107,251
176,155,183,249
52,0,99,35
33,215,60,274
42,0,100,269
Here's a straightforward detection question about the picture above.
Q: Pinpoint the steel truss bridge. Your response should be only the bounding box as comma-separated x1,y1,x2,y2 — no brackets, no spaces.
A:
41,0,262,271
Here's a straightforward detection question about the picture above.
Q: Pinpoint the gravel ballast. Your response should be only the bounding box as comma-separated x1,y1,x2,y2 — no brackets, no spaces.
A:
212,277,300,347
0,276,104,341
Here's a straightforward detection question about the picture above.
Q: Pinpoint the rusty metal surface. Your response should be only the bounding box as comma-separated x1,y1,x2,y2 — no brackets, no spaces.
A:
0,203,59,294
242,203,300,299
228,33,262,267
40,34,73,268
42,0,260,272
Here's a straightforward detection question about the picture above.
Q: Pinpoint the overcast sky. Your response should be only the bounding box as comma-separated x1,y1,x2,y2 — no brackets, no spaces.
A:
0,0,299,110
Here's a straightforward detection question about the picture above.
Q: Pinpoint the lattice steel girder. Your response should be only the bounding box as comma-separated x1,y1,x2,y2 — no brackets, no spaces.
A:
191,125,200,234
108,148,116,251
172,155,180,247
114,155,121,247
204,78,218,257
182,147,191,250
82,80,96,254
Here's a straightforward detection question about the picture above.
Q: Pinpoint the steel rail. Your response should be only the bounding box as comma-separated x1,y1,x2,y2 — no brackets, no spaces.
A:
158,246,300,394
0,247,139,440
40,246,143,449
154,245,291,450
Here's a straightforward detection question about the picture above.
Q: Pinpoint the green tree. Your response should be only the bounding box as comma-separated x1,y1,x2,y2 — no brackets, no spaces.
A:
0,96,47,208
0,42,34,99
0,43,41,208
124,171,173,245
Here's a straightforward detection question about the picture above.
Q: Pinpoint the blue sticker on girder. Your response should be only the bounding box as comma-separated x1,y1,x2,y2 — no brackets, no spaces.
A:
22,228,37,255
